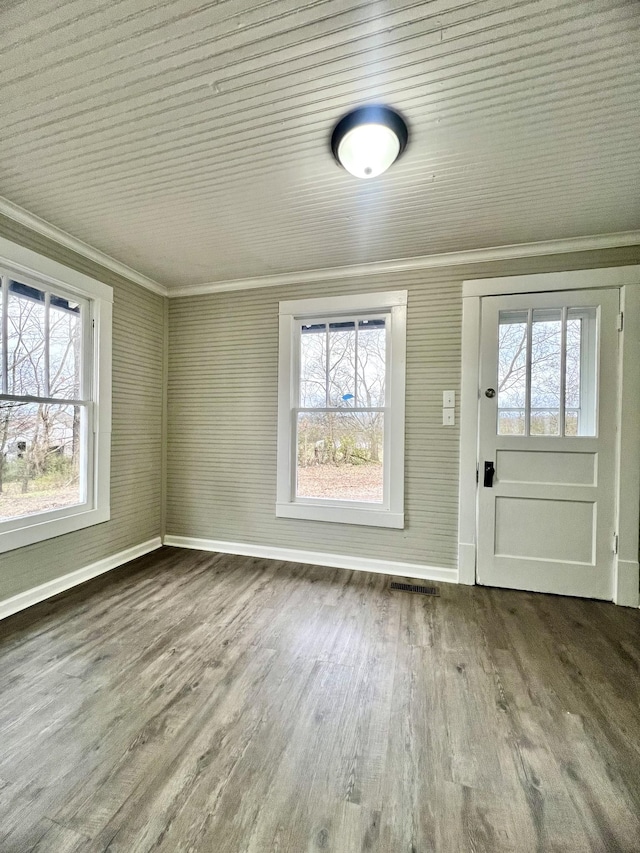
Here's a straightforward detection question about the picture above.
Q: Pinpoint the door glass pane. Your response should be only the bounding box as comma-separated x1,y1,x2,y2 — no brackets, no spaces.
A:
296,411,383,502
498,311,527,435
300,323,326,407
565,316,581,410
565,307,597,436
498,409,526,435
530,308,561,435
496,305,597,437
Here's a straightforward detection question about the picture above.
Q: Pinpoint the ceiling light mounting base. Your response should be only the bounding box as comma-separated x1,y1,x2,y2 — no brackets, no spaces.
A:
331,105,408,179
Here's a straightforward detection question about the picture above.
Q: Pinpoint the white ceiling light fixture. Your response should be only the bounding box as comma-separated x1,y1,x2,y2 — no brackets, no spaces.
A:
331,105,408,179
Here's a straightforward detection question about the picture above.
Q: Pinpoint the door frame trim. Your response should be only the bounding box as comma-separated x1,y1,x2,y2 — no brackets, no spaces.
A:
458,266,640,607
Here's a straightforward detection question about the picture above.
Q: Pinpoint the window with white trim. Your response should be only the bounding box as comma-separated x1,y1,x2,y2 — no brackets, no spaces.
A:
277,290,407,528
0,237,112,553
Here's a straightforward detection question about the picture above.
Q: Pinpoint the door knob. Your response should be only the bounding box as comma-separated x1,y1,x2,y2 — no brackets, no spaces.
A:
484,461,495,487
485,388,496,398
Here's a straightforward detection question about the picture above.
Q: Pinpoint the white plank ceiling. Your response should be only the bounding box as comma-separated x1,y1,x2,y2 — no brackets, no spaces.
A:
1,0,639,289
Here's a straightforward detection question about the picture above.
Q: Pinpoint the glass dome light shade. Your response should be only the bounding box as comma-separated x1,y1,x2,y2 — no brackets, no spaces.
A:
331,105,408,179
337,123,400,179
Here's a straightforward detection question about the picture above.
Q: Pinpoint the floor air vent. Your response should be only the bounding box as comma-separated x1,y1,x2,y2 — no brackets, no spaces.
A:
390,582,439,596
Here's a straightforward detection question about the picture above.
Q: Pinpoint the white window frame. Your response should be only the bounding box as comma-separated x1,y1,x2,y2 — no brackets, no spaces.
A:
276,290,407,528
0,235,112,554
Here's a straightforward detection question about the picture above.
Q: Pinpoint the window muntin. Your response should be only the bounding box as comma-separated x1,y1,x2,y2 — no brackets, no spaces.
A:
0,274,91,525
497,306,597,436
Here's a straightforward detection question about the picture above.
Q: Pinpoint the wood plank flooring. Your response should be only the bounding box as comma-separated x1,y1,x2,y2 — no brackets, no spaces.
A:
0,547,639,852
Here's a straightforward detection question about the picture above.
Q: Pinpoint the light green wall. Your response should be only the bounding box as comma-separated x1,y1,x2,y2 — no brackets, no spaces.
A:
0,215,165,600
166,246,640,571
1,214,638,602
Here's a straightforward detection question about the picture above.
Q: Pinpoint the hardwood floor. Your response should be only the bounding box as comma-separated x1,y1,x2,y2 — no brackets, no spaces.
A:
1,547,639,852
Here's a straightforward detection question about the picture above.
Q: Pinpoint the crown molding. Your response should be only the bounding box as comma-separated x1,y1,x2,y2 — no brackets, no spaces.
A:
1,194,638,300
170,231,640,297
0,195,168,297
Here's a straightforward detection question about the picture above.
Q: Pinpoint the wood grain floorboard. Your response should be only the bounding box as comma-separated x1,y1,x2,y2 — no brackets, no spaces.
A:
0,546,639,852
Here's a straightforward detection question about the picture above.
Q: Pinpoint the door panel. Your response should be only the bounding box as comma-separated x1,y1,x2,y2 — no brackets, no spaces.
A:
477,288,618,599
495,449,596,485
494,496,594,562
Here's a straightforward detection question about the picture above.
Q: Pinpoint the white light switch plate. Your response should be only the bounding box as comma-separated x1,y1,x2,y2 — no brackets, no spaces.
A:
443,390,455,408
443,408,455,426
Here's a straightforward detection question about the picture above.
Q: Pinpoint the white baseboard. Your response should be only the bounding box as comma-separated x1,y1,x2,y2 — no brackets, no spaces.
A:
163,534,458,585
0,536,163,621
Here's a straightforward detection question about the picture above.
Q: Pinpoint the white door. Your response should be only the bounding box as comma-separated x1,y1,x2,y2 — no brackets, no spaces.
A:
477,288,619,599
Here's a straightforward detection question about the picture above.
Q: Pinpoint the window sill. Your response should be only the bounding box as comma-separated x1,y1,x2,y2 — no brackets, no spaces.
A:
0,505,111,554
276,502,404,529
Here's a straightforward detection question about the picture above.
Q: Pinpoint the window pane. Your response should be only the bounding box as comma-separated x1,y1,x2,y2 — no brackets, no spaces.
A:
565,316,581,409
498,311,527,435
565,411,579,436
300,323,326,407
296,412,383,503
530,309,561,435
565,307,596,436
7,280,47,396
49,298,82,400
357,319,386,407
0,402,83,521
328,321,356,406
496,305,597,438
498,410,525,435
530,409,560,436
